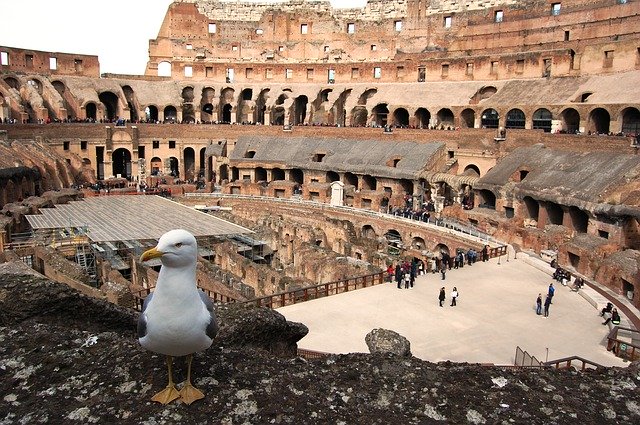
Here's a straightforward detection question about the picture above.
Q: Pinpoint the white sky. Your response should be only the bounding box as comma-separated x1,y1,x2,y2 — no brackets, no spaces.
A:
0,0,368,75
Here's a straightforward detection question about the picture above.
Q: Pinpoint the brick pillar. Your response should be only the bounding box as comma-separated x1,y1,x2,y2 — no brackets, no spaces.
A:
537,202,548,229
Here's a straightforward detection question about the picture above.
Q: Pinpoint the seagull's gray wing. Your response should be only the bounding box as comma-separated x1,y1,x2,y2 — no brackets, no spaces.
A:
137,292,154,339
199,290,219,340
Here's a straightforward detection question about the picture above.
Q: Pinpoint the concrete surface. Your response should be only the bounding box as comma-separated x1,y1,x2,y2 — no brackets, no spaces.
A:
278,257,629,367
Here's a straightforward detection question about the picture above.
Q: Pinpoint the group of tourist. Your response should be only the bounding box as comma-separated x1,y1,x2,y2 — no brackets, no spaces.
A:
535,284,555,318
600,302,621,326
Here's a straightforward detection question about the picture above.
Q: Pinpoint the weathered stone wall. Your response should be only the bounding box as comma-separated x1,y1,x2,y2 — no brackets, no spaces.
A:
0,45,99,78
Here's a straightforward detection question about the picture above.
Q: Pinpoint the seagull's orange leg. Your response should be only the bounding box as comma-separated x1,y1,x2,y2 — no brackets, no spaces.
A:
179,354,205,405
151,355,180,404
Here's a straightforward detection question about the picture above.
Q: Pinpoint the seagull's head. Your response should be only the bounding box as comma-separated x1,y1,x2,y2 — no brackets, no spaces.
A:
140,229,198,268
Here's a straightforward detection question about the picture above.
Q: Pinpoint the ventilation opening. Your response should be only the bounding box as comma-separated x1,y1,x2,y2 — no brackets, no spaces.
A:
546,202,563,225
244,150,256,158
598,229,609,239
568,252,580,269
312,153,325,162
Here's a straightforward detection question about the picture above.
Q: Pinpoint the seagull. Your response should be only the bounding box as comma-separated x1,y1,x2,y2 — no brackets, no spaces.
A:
138,229,218,405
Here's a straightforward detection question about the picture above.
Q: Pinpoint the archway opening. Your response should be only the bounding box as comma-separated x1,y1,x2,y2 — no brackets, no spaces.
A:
362,174,377,191
164,106,177,123
145,105,158,122
546,202,563,225
344,172,358,188
158,61,171,77
412,236,426,250
523,196,539,221
392,108,409,127
506,108,525,129
589,108,610,134
533,108,552,133
222,104,233,123
327,171,340,182
85,103,97,121
460,108,475,128
290,168,304,184
569,206,588,233
122,85,138,122
362,225,377,239
463,164,480,177
98,92,119,121
561,108,580,134
434,243,450,256
415,108,430,129
293,96,308,125
350,106,368,127
436,108,454,129
272,168,285,181
477,189,496,209
372,104,389,127
112,148,132,179
255,167,267,182
169,157,179,177
150,157,162,175
183,147,195,181
481,109,499,129
622,107,640,135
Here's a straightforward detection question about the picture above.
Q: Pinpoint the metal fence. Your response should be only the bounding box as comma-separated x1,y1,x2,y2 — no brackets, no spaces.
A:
514,346,543,367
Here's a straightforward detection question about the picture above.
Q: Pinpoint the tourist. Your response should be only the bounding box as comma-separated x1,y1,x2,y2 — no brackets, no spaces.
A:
395,264,402,289
440,265,446,280
439,287,446,307
450,287,458,306
482,245,489,262
548,283,555,304
536,293,542,315
544,294,552,317
387,264,395,283
600,302,613,317
404,270,411,289
602,308,621,326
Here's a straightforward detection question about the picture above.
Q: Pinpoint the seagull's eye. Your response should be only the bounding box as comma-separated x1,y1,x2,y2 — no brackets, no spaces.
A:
175,242,183,248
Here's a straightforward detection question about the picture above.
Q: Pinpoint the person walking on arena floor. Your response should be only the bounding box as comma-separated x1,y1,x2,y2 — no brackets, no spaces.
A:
536,293,542,315
439,287,446,307
548,283,555,304
450,287,458,306
544,294,552,317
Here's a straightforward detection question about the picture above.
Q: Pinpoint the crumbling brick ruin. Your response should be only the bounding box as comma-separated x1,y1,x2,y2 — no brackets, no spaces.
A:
0,0,638,310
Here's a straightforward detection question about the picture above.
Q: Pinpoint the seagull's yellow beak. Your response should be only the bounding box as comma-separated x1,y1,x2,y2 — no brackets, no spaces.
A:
140,247,164,262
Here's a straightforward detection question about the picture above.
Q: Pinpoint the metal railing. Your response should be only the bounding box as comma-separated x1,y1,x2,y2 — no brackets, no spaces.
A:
132,271,386,311
514,346,604,370
544,356,603,371
297,348,330,359
606,326,640,362
242,271,386,309
514,346,543,367
132,285,240,311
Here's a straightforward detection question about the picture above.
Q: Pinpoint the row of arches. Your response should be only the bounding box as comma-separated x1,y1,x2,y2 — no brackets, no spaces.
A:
372,105,640,134
5,76,638,134
108,146,207,180
361,225,453,256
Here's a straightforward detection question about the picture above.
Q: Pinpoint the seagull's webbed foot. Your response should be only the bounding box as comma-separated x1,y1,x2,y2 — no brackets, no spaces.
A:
151,385,180,405
151,355,180,405
179,353,205,405
179,383,205,405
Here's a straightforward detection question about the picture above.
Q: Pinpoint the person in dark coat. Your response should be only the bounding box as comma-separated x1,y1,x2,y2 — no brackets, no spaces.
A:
536,293,542,315
544,295,552,317
439,287,446,307
482,245,489,262
395,264,402,289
